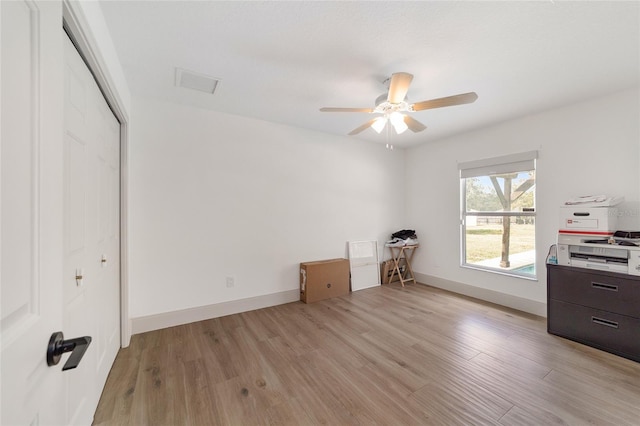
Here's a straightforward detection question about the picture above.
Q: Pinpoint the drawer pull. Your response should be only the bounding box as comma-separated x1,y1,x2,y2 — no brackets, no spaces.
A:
591,316,619,329
591,282,618,292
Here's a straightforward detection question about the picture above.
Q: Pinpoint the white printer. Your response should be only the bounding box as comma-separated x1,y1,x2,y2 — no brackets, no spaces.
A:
556,198,640,276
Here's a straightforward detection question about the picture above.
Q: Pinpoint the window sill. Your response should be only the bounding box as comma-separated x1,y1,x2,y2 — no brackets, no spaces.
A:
461,263,539,281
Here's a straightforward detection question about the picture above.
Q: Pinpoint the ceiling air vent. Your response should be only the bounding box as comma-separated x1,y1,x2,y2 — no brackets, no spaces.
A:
175,68,220,94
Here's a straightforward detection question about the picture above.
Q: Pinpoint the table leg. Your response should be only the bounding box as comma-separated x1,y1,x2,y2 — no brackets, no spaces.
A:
388,247,404,287
398,246,418,286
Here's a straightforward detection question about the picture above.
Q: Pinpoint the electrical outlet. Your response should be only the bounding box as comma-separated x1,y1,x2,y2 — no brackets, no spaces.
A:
226,276,235,288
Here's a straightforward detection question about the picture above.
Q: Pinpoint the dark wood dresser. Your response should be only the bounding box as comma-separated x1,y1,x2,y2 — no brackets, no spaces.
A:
547,264,640,362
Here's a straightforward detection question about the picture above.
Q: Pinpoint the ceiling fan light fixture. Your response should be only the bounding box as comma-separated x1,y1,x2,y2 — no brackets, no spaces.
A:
389,112,408,134
392,121,408,134
371,117,387,133
319,71,478,137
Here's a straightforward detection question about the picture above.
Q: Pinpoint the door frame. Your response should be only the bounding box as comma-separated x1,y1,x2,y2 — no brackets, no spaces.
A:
62,0,131,346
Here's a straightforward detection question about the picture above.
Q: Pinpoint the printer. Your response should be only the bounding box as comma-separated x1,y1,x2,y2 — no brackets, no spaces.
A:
557,202,640,276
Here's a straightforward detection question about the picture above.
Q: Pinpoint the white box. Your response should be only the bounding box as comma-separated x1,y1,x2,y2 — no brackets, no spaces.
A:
559,206,618,234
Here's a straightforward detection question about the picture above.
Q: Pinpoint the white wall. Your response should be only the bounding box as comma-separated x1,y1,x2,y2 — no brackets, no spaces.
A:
129,96,405,319
405,88,640,313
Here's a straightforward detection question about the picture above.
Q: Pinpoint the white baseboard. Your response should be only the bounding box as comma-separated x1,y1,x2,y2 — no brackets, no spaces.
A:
414,272,547,317
131,289,300,335
131,276,546,335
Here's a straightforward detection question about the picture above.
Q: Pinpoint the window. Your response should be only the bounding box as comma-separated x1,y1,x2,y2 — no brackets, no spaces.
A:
459,151,537,278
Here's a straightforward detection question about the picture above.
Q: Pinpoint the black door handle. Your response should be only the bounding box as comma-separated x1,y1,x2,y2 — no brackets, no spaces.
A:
47,331,92,371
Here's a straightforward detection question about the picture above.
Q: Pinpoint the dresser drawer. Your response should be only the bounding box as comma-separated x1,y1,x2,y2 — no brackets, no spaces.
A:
548,266,640,318
548,299,640,362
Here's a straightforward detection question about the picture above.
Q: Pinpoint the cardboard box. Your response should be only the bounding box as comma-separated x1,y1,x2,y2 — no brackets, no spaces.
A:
380,259,407,284
300,258,350,303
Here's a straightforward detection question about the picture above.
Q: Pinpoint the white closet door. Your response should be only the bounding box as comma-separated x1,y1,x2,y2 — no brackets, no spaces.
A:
348,240,380,291
63,34,121,425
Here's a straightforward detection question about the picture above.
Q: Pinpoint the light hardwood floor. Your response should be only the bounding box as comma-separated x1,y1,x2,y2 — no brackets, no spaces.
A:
93,283,640,425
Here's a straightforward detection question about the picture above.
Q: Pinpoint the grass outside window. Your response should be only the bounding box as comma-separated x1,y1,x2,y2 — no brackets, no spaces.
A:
465,223,535,263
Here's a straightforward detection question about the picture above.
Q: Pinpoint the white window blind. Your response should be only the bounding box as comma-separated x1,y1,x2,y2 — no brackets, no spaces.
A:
459,150,538,178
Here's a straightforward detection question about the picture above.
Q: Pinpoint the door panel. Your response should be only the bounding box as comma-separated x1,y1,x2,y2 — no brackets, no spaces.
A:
1,0,35,327
1,1,65,424
65,134,87,256
99,157,109,243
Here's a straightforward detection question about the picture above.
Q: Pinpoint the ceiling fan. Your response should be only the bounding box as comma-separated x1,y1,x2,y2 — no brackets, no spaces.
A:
320,72,478,136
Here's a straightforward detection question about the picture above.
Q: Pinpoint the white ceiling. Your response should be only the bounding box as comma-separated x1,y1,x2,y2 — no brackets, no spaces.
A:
99,1,640,148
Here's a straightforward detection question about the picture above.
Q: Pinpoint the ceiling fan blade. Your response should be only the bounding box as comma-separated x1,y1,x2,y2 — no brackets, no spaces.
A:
412,92,478,111
320,107,374,113
387,72,413,104
348,119,378,135
404,115,427,132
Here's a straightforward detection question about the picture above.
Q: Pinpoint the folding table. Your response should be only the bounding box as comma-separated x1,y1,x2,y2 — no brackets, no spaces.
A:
387,244,418,287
